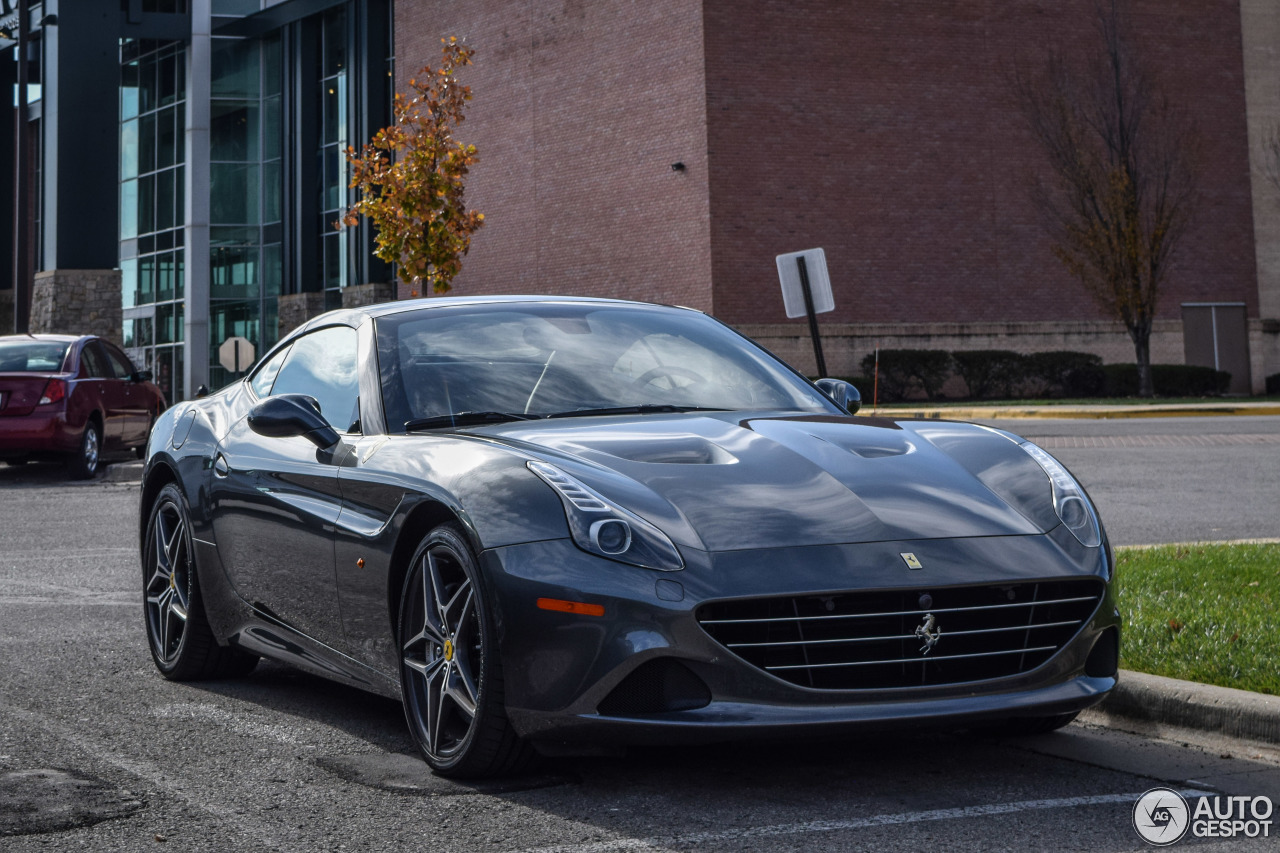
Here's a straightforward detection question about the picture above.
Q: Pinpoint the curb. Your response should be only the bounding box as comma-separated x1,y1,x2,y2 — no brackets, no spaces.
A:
102,462,144,484
1081,669,1280,746
868,403,1280,420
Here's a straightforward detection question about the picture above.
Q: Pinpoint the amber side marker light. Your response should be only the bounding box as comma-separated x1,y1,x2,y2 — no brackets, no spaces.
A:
536,598,605,617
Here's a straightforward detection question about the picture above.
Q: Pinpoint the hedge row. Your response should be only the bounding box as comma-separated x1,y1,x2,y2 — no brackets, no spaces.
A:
846,349,1231,402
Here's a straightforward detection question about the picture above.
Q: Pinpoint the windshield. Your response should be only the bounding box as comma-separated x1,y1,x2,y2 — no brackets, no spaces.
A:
376,302,835,431
0,340,71,373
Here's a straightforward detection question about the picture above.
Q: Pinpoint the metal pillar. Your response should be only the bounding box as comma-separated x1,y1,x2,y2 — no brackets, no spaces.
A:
183,0,211,395
11,0,30,332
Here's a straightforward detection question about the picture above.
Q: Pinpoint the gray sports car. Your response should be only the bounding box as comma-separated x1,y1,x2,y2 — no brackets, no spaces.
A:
139,296,1119,777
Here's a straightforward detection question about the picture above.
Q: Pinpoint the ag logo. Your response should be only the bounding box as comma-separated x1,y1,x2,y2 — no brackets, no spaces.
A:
1133,787,1190,845
900,552,923,570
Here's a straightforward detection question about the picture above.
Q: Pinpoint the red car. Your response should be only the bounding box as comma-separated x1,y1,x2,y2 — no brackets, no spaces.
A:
0,334,167,478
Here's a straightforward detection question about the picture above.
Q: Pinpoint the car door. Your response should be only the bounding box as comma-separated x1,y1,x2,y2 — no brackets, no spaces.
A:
211,325,360,651
99,340,149,446
78,341,128,449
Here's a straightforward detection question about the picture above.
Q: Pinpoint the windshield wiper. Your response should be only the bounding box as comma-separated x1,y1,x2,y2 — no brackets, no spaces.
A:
405,411,541,431
545,405,727,419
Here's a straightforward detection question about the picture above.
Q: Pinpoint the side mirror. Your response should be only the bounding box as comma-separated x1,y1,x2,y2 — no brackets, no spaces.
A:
247,394,340,449
131,370,154,383
815,378,861,414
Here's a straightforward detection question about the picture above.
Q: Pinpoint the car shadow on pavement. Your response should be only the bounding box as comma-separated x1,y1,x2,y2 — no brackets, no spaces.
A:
181,658,414,754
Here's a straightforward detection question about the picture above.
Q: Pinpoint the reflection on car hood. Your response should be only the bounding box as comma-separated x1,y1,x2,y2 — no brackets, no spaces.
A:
478,412,1054,551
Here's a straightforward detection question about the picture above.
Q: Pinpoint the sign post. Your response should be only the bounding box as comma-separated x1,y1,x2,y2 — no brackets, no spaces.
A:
218,336,256,376
776,248,834,377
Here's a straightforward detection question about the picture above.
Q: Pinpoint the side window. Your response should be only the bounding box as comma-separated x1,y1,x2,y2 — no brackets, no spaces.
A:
269,327,360,431
249,344,292,398
80,343,111,378
101,342,137,380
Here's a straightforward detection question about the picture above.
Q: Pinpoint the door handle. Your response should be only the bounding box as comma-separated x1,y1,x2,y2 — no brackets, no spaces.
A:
213,454,230,478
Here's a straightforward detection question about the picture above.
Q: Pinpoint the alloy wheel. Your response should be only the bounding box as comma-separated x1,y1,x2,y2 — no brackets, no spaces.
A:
401,543,481,760
145,497,190,662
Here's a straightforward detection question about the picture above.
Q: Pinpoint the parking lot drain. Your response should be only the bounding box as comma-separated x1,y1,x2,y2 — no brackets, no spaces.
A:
316,753,576,795
0,768,143,836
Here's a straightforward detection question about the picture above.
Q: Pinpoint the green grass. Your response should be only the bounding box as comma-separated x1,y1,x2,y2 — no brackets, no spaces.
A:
1114,543,1280,696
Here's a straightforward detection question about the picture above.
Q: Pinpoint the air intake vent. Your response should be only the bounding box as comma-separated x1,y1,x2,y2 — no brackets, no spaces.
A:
597,658,711,716
697,579,1104,690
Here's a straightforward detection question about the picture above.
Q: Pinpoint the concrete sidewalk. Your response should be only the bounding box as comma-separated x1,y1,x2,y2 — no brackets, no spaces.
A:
867,401,1280,420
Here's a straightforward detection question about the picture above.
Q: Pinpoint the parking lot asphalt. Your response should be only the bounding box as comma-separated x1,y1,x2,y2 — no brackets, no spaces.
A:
2,412,1278,850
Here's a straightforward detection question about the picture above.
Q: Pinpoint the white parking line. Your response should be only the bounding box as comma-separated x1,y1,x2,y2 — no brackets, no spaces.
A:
518,790,1215,853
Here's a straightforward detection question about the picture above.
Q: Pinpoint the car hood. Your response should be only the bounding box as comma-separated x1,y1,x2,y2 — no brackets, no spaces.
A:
476,412,1057,552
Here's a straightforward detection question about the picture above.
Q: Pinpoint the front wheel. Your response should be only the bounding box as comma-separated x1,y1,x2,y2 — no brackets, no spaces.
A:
398,523,534,778
143,482,258,679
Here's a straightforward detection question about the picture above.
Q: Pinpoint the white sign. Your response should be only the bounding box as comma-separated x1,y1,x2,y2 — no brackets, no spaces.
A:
218,336,256,374
776,248,835,318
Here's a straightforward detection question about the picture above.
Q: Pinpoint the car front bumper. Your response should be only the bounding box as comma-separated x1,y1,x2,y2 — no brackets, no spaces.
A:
482,527,1120,745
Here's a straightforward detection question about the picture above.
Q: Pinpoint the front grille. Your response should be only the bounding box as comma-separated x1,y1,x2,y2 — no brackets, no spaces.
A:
696,579,1104,690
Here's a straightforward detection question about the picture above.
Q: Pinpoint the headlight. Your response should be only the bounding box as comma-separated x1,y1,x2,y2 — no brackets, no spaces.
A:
1019,442,1101,548
527,461,684,571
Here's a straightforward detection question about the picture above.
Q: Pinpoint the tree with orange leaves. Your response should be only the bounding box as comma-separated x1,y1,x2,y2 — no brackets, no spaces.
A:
341,38,484,294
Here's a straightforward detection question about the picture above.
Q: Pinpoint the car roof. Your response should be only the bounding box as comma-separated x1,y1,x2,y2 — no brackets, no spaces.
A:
294,294,701,334
0,333,87,344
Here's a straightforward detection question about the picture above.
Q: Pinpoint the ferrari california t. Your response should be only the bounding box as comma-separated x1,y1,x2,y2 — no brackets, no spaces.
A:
138,296,1119,778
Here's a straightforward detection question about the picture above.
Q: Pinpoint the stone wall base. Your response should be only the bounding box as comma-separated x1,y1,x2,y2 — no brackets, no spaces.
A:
30,270,123,345
341,282,396,308
277,292,328,338
0,289,13,335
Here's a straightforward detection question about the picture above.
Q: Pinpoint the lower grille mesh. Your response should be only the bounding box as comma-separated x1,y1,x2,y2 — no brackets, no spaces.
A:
696,579,1104,690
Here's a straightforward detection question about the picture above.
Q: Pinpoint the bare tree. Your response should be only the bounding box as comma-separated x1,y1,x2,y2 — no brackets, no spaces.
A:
1012,0,1198,397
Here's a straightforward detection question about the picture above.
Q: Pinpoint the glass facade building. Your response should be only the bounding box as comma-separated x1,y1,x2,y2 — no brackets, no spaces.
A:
114,0,389,401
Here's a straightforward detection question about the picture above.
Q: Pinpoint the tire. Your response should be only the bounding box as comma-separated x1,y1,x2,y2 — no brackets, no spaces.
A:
398,523,535,778
66,419,102,480
143,482,259,680
999,711,1080,735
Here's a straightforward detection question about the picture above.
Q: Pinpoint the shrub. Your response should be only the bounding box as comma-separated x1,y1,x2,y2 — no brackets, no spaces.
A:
1101,363,1230,397
951,350,1025,399
1267,373,1280,395
834,375,875,401
1152,364,1230,396
1101,364,1138,397
859,350,954,401
1023,351,1105,397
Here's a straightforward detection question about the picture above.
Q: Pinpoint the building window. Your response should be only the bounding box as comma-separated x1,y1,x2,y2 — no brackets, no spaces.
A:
208,32,283,389
120,39,186,405
319,5,349,306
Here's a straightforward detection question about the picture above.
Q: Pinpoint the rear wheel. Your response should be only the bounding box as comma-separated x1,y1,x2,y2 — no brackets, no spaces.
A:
398,523,534,778
66,420,101,480
143,483,258,680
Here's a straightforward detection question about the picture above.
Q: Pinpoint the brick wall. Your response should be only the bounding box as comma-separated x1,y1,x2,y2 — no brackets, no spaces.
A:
702,0,1258,326
394,0,714,310
391,0,1260,377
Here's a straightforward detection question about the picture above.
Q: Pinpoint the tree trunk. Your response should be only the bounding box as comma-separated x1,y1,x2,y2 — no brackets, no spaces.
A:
1133,327,1154,398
